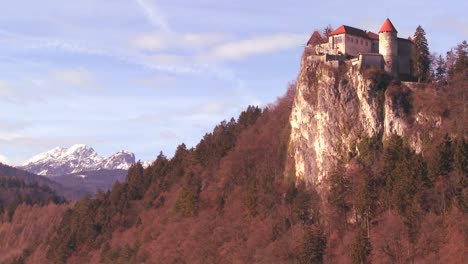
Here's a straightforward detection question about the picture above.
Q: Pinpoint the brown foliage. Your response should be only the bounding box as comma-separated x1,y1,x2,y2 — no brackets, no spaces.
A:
0,204,69,263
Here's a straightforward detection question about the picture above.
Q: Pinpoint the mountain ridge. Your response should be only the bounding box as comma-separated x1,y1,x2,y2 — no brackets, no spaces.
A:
20,144,136,177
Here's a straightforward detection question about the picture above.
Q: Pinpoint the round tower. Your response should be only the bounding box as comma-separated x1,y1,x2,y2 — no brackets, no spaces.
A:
379,18,398,77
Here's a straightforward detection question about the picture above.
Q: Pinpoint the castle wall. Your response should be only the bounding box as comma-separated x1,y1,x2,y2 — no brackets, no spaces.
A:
358,53,384,70
330,34,346,55
397,38,413,81
328,34,372,57
371,40,379,53
343,34,372,57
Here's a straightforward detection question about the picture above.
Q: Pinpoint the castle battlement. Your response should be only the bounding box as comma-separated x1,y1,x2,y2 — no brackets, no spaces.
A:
307,18,414,81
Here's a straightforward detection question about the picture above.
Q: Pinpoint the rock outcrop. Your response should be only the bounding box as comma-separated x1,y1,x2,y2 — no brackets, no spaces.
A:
289,53,438,186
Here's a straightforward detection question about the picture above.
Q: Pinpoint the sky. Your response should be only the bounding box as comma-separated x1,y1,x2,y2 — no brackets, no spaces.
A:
0,0,467,165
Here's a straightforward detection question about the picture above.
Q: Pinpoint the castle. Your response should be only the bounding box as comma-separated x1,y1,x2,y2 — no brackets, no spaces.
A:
307,18,414,81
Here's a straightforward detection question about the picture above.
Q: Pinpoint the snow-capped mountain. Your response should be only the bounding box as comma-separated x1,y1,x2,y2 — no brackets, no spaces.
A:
20,144,136,177
142,160,153,168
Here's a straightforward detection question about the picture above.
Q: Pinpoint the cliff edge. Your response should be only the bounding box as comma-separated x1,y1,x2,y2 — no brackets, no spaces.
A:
289,52,451,186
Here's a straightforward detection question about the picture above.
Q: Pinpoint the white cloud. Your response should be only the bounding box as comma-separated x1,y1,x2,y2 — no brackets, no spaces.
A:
131,32,230,51
0,154,10,164
0,80,14,97
181,33,230,47
132,34,170,51
51,68,96,88
196,102,226,115
203,33,308,61
0,80,42,104
0,120,29,131
135,0,171,33
159,129,179,140
147,54,185,64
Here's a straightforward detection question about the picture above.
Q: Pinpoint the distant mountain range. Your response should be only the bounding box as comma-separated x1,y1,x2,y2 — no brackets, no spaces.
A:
0,144,156,199
53,169,128,195
0,162,86,200
19,144,136,177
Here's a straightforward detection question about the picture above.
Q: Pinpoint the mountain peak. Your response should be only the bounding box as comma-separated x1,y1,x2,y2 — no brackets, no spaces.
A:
67,144,90,151
20,145,136,177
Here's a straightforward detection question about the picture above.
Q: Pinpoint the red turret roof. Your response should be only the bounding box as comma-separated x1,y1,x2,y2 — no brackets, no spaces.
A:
379,18,398,33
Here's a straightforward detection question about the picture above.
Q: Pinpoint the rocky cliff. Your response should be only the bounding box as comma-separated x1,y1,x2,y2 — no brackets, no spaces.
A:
289,53,443,186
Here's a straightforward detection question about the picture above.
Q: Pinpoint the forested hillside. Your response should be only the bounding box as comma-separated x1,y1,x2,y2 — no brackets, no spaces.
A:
0,40,466,264
0,176,64,222
0,163,85,200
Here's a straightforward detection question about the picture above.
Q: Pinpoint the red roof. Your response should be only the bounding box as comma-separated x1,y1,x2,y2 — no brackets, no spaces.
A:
379,18,398,33
366,31,379,40
307,31,326,46
329,25,370,39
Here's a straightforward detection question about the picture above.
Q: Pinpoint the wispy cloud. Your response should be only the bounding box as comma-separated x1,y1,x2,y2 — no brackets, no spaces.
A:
202,33,307,61
0,27,201,75
0,80,44,104
131,32,230,51
51,68,98,89
0,80,14,97
0,154,9,164
159,129,179,140
0,119,30,131
0,67,99,104
135,0,172,33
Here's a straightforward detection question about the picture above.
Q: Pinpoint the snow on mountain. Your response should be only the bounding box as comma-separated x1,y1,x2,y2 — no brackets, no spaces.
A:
102,150,136,170
142,160,153,168
20,144,136,177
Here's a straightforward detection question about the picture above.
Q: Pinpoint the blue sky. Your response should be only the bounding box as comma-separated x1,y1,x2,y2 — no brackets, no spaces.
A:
0,0,467,165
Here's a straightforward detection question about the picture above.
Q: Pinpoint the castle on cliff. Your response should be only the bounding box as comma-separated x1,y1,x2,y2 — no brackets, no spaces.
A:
307,18,414,81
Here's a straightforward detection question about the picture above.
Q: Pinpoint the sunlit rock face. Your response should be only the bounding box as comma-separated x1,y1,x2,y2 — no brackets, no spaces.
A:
288,53,430,187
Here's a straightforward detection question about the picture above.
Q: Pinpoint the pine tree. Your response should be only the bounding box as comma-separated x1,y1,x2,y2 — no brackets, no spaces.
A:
328,165,351,231
351,228,372,264
322,24,333,39
454,40,468,73
434,55,447,83
412,26,431,82
438,133,454,178
445,49,457,77
126,162,145,200
300,225,327,264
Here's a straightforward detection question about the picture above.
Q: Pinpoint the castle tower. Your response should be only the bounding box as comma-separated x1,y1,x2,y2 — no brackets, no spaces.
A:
379,18,398,77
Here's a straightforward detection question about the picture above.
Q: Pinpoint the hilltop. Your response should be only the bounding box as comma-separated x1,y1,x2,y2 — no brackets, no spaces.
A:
0,34,466,264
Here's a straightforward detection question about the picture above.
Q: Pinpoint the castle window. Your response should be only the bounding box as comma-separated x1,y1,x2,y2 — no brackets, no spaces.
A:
334,36,343,44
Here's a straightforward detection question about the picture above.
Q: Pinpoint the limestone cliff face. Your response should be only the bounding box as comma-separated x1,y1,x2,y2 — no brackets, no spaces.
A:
289,53,421,186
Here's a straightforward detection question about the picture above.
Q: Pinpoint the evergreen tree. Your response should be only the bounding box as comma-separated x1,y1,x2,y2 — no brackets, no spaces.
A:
434,55,447,83
412,26,431,82
126,162,145,200
351,228,372,264
322,24,333,39
445,49,457,77
327,166,351,233
454,40,468,73
438,134,454,178
300,225,327,264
